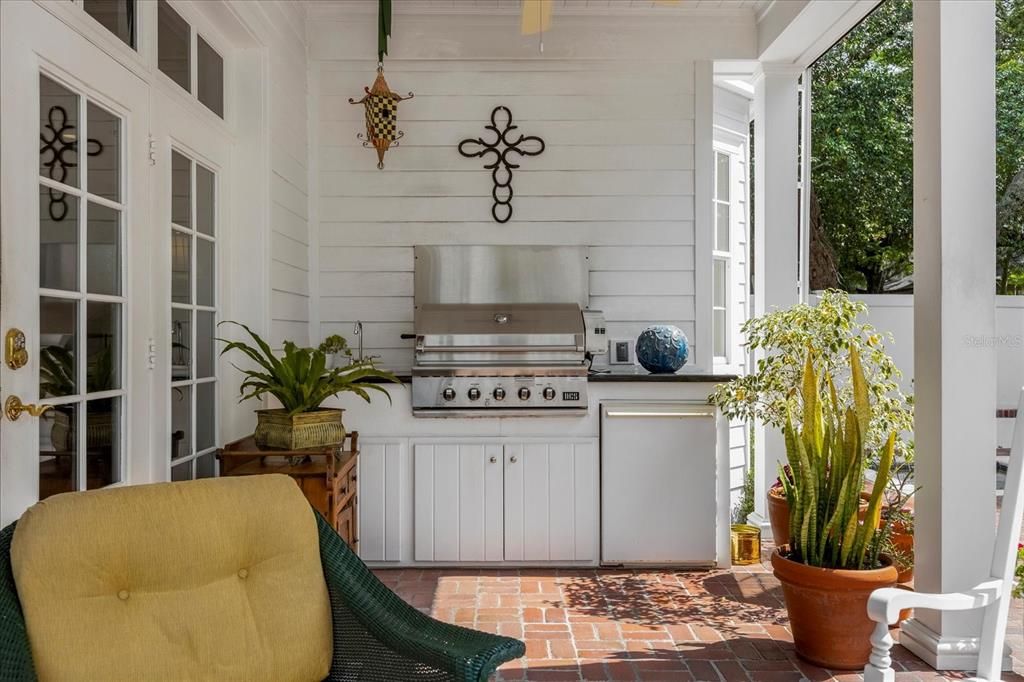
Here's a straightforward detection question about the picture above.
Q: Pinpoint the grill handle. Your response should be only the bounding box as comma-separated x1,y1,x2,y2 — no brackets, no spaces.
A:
400,334,417,340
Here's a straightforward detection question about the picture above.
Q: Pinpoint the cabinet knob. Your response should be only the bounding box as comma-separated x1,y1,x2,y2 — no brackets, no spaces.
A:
489,456,497,463
510,456,518,463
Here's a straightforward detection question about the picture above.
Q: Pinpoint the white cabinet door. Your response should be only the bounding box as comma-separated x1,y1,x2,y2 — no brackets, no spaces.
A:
357,440,406,562
414,443,503,562
504,442,598,562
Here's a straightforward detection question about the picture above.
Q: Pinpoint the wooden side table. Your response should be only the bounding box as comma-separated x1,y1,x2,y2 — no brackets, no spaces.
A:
217,431,360,550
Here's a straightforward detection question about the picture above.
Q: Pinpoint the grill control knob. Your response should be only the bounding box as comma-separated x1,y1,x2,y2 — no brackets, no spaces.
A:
493,387,506,401
543,387,557,401
467,387,481,401
518,387,531,401
442,387,456,401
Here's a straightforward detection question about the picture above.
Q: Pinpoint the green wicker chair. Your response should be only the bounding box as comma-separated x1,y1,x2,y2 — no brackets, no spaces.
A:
0,512,524,682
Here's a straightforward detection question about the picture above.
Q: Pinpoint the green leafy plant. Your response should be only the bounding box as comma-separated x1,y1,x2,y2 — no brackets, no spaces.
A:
709,290,913,463
318,334,352,357
40,343,116,397
778,346,896,570
218,321,399,415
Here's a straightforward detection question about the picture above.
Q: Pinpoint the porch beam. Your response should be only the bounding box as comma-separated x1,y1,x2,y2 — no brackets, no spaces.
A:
901,0,1001,670
747,64,802,537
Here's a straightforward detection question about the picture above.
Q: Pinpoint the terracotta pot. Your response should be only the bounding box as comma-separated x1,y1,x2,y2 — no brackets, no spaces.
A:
771,549,898,670
889,519,914,583
767,487,790,547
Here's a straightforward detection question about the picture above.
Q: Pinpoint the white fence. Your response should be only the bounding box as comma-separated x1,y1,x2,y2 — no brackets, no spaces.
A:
836,294,1024,449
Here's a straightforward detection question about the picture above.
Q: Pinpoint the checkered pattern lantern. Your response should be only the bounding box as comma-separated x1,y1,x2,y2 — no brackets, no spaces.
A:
349,68,413,169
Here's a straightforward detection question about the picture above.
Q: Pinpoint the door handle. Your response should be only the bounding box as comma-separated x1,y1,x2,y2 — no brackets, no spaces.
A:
4,396,54,421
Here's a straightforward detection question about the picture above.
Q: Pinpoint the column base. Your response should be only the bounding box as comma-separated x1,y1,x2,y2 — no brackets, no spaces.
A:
898,618,1011,672
745,511,773,540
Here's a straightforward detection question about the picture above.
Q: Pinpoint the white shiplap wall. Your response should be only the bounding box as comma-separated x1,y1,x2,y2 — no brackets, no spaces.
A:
313,58,701,373
265,1,311,346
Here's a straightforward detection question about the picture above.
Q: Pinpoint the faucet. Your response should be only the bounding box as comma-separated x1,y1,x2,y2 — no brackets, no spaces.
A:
353,321,363,362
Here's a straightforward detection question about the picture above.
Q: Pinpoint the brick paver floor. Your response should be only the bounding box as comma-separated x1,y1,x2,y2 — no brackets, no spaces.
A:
375,551,1024,682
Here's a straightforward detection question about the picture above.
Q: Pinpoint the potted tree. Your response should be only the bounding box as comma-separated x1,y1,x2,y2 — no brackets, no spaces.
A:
770,347,900,669
709,290,914,545
219,322,398,450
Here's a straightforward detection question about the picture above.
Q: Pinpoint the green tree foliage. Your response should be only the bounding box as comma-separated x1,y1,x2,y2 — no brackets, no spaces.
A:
811,0,1024,294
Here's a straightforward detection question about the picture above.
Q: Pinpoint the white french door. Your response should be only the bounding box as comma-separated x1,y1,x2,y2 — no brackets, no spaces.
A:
0,2,151,524
151,91,229,483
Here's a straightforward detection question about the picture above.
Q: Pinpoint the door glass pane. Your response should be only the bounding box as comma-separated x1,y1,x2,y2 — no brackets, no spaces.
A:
40,405,78,500
83,0,136,49
716,152,730,201
86,302,121,392
40,76,79,188
195,452,216,479
171,385,192,460
196,382,215,451
87,202,120,295
86,397,120,489
195,164,215,236
171,151,191,227
40,298,78,398
158,0,190,93
713,259,727,308
40,188,78,290
86,103,120,202
196,310,215,378
171,460,192,482
197,36,224,118
171,229,191,303
171,308,192,380
196,238,214,307
716,203,730,252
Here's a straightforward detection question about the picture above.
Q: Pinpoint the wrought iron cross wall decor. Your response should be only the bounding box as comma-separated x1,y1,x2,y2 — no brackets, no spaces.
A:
458,106,545,223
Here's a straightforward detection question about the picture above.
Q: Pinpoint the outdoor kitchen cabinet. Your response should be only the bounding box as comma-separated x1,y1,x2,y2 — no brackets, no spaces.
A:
413,440,598,563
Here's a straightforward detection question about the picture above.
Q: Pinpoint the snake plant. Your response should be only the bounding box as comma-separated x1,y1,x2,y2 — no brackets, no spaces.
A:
777,345,896,570
218,321,399,415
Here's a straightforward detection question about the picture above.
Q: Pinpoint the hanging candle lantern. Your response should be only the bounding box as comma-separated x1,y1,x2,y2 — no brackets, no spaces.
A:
348,0,412,169
348,68,413,169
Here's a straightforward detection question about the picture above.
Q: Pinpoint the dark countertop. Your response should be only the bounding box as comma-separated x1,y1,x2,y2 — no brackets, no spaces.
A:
587,368,738,382
367,370,736,384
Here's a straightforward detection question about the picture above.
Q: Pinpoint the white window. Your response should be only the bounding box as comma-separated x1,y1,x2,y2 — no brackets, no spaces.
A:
712,150,732,363
169,150,218,481
157,0,224,118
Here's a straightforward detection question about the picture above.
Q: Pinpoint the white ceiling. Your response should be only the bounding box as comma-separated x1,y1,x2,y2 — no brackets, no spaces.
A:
310,0,774,20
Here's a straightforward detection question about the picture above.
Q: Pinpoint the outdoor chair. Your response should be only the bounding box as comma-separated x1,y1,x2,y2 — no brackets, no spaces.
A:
864,387,1024,682
0,474,524,681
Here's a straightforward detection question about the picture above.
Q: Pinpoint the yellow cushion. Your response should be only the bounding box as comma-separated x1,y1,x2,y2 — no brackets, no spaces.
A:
11,475,332,682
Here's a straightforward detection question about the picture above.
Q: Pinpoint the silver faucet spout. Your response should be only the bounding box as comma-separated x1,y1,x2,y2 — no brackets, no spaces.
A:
353,321,364,362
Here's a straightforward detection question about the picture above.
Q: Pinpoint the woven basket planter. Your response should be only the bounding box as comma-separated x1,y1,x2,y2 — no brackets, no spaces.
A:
254,408,345,450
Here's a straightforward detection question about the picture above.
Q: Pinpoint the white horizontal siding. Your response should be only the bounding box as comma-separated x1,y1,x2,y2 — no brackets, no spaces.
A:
313,56,699,371
268,8,310,346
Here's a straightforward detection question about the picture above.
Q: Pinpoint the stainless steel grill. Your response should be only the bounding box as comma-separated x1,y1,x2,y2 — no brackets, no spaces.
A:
411,302,606,417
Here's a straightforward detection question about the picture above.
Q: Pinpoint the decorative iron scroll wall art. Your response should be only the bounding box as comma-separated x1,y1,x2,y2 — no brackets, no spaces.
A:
39,105,103,221
458,106,545,224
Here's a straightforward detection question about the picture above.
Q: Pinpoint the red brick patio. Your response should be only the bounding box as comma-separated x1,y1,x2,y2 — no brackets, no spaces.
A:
375,555,1024,682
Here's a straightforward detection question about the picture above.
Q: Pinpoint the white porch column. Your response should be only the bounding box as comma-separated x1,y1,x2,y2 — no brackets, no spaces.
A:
900,0,1000,670
747,65,802,536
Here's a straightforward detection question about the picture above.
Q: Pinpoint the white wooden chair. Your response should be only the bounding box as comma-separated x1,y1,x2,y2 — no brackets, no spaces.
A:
864,387,1024,682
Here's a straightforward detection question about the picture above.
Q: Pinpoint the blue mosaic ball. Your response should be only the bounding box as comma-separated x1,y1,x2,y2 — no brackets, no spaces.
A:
635,325,689,374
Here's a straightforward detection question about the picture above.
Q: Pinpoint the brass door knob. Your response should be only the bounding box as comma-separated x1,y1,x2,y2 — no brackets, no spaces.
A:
4,396,54,421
